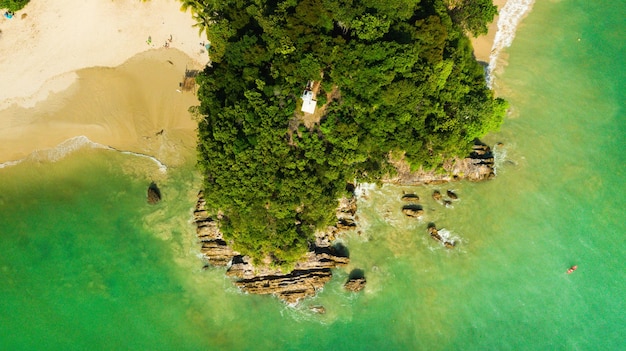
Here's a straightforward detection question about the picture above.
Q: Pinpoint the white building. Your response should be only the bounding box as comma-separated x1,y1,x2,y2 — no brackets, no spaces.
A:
300,89,317,114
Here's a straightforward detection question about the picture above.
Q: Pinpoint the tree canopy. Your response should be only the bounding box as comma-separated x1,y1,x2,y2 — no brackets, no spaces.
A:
0,0,29,12
190,0,506,267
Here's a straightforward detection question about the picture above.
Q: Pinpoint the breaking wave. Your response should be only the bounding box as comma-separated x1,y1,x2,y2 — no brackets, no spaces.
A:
0,135,167,172
487,0,536,87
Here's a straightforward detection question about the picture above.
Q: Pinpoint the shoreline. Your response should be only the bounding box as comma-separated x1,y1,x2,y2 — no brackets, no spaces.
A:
0,0,209,110
470,0,508,64
0,0,209,165
0,48,202,166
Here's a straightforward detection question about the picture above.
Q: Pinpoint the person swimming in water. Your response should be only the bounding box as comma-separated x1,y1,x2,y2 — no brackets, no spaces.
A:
566,265,578,274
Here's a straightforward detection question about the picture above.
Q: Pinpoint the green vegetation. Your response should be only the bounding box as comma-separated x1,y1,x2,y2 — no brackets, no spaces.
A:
444,0,499,37
190,0,507,266
0,0,29,12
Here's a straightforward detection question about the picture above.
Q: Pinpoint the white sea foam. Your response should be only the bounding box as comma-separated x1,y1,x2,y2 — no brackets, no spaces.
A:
116,150,168,173
29,135,110,162
487,0,536,87
353,182,377,200
0,159,25,169
0,135,167,172
492,143,508,175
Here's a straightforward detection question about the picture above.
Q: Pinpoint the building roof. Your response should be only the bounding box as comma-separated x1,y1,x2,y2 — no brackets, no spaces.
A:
301,90,317,114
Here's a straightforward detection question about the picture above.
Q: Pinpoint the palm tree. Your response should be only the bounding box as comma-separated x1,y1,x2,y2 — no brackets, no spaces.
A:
179,0,201,13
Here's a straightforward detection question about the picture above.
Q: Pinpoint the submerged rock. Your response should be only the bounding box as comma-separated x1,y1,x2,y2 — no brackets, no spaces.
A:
446,190,458,200
432,190,442,201
401,193,420,202
309,305,326,314
444,241,456,249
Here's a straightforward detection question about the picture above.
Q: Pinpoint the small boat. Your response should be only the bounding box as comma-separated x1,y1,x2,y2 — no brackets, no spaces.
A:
566,265,578,274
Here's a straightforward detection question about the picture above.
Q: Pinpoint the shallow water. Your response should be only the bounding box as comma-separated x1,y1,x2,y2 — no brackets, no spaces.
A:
1,1,624,350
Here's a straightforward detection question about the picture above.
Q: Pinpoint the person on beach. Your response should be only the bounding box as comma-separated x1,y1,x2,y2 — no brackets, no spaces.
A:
146,36,152,45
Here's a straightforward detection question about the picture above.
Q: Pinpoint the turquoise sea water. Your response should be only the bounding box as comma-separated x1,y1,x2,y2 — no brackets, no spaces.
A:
1,1,624,350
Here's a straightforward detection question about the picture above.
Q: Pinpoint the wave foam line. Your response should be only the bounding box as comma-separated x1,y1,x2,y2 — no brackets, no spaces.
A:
0,135,167,172
492,143,507,175
487,0,536,87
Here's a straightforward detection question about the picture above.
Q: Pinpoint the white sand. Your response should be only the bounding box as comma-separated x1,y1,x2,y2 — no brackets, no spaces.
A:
0,0,209,110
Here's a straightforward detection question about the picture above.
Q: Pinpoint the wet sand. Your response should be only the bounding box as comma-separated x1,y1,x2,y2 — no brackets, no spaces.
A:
0,49,201,166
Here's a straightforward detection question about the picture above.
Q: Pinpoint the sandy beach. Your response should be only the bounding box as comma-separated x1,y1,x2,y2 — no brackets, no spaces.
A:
0,0,209,165
471,0,508,63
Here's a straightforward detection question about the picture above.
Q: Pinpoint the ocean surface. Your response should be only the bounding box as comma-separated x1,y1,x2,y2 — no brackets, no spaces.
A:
1,1,624,350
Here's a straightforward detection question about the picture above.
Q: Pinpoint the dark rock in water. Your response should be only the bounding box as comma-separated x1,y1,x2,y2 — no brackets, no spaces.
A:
428,224,443,243
401,193,420,202
147,182,161,204
402,204,424,218
309,305,326,314
432,190,442,201
344,268,366,292
443,200,453,208
344,277,366,292
336,217,356,230
446,190,458,200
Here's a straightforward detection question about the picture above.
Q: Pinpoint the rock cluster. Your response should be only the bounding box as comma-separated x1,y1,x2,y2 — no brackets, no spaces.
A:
344,277,367,292
385,141,496,185
431,189,459,208
428,224,455,249
193,190,356,304
194,193,238,266
344,268,367,292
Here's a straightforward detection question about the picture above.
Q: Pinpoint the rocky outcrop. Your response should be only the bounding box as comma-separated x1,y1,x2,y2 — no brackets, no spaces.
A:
193,189,356,304
402,204,424,218
384,141,496,185
344,269,367,292
235,269,333,304
432,190,442,201
401,193,420,202
446,190,458,200
344,277,367,292
193,191,239,266
147,182,161,204
224,241,350,304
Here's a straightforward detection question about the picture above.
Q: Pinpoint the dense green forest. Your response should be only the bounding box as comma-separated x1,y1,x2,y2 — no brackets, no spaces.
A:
188,0,507,267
